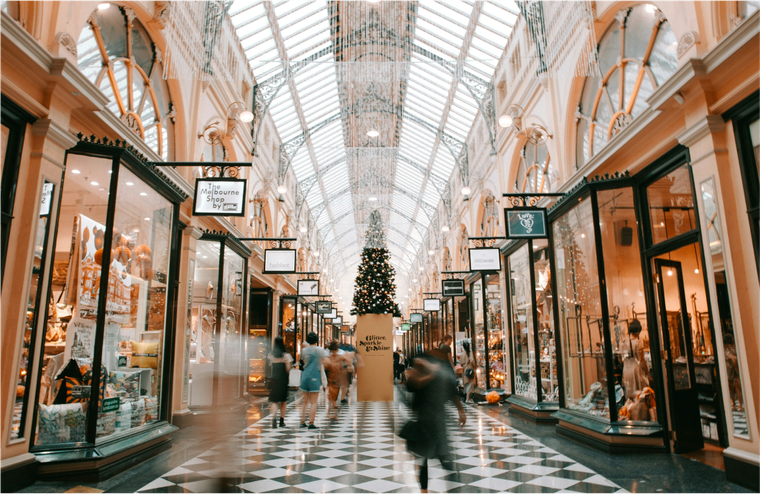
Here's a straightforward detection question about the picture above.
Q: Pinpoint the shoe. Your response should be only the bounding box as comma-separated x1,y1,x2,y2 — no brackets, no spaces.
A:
340,399,348,404
272,419,278,429
308,423,319,430
300,422,308,428
279,418,286,427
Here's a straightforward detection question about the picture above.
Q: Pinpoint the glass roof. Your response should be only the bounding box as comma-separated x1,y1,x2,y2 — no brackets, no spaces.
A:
229,0,517,277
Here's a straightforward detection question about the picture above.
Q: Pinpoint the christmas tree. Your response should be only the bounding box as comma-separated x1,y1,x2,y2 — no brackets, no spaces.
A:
351,210,401,317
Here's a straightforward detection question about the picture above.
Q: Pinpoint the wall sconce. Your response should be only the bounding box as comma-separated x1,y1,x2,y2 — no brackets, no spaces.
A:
498,104,552,145
198,101,253,144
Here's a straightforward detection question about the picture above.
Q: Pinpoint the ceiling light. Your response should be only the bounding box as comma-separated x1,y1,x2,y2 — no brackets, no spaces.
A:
408,288,412,292
498,114,513,128
441,225,449,232
91,181,99,186
239,110,254,123
98,3,111,10
330,279,334,283
144,217,151,221
368,196,378,202
418,267,424,272
694,268,700,274
203,255,208,259
428,250,435,255
314,252,320,257
277,184,287,194
140,192,148,196
461,186,471,196
412,278,418,283
126,182,134,186
366,129,380,138
299,226,308,233
667,269,673,276
108,170,112,174
71,169,81,174
99,187,105,191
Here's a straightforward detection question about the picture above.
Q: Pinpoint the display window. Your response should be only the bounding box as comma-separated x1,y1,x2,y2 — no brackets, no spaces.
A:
279,297,298,362
31,140,185,449
248,289,272,394
189,235,248,408
485,274,506,390
471,278,485,388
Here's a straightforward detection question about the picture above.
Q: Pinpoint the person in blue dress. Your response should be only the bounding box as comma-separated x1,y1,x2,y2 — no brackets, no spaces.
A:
299,332,326,429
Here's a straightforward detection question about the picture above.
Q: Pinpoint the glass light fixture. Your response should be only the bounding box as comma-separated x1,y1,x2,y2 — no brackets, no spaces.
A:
91,181,99,186
314,251,320,257
277,184,287,194
498,114,513,128
239,110,254,123
428,249,435,255
299,226,308,233
98,3,111,10
461,186,471,195
368,196,378,202
71,169,81,174
441,225,449,232
412,278,418,282
367,129,380,137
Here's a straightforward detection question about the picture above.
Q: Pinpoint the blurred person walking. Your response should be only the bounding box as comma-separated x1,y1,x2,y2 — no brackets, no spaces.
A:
323,340,352,420
268,337,292,428
402,354,467,493
300,332,327,429
459,340,477,403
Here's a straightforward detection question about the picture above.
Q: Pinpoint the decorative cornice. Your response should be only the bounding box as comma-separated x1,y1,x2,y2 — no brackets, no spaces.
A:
647,59,706,111
676,115,726,147
32,118,77,150
703,10,760,74
547,171,631,217
0,77,48,118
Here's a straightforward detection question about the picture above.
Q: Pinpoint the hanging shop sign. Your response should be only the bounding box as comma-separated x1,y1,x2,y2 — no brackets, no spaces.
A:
297,279,320,296
341,325,351,333
469,247,502,271
410,313,423,323
315,300,332,314
505,208,548,238
441,279,465,297
263,249,296,274
324,308,338,319
193,177,247,216
401,323,411,331
332,316,343,326
424,298,441,311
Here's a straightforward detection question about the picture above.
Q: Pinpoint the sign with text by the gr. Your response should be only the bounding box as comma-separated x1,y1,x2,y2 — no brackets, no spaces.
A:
263,249,296,274
469,247,502,271
442,279,465,297
410,313,423,323
423,298,441,311
505,208,547,238
193,178,247,216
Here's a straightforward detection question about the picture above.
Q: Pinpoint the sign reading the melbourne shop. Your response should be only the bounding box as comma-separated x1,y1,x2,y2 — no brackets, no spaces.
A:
505,208,547,238
469,247,502,271
297,279,320,296
442,279,465,297
410,313,423,323
193,178,247,216
263,249,296,274
315,300,332,314
424,298,441,311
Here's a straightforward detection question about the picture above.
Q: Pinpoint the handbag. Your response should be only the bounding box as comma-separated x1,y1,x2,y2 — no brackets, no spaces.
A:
465,367,475,379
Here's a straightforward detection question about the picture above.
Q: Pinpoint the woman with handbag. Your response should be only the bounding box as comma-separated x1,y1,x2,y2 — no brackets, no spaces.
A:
268,337,292,428
402,354,467,493
299,332,327,429
459,341,477,403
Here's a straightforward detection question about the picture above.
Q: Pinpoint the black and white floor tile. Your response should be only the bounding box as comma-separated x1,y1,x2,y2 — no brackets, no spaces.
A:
137,393,627,493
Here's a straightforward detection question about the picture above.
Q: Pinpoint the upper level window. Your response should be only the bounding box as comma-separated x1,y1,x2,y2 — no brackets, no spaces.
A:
516,141,555,193
576,4,677,168
77,6,174,159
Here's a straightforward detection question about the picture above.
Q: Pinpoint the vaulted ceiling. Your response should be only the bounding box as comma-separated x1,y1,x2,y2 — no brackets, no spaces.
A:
229,1,518,278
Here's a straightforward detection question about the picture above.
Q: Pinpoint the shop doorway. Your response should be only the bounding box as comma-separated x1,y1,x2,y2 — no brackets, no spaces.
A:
651,243,725,453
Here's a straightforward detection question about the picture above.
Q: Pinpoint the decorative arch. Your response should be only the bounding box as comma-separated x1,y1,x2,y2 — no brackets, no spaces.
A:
515,139,556,193
478,190,499,237
77,4,175,160
575,4,677,168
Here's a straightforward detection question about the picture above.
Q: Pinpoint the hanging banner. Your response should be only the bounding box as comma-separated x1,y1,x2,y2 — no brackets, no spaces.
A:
297,279,320,296
469,247,502,271
263,249,296,274
315,300,332,314
193,178,247,216
410,313,423,323
505,208,548,238
442,279,465,297
423,298,441,311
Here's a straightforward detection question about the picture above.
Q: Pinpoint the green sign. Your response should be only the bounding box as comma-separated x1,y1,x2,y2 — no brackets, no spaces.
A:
401,323,411,331
101,397,120,413
505,208,548,238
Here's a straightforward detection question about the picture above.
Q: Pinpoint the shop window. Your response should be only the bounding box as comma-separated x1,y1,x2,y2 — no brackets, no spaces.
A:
77,6,174,160
576,4,677,168
553,197,609,419
485,275,505,390
471,279,485,388
516,141,555,193
647,164,697,245
509,244,536,400
280,297,298,361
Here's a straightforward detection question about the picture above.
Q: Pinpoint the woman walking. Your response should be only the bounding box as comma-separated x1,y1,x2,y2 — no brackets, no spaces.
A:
323,340,352,420
300,332,326,429
404,355,466,493
268,337,292,428
459,341,477,403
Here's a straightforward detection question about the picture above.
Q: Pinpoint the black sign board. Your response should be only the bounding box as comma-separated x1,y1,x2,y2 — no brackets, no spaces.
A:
442,279,465,297
193,177,247,216
469,247,502,271
505,208,548,238
410,313,423,323
315,300,332,314
297,279,320,296
423,298,441,311
263,249,296,274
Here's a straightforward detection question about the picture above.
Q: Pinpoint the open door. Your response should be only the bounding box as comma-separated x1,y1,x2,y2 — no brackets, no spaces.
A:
653,259,704,453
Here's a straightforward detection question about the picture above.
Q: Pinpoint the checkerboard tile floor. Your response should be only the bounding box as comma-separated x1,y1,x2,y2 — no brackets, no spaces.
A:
138,394,628,493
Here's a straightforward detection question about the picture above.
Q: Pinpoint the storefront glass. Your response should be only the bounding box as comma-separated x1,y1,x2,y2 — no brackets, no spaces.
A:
219,249,244,400
509,244,535,400
647,165,697,245
485,274,506,389
471,278,485,388
279,297,297,361
553,197,609,419
533,239,557,403
190,241,220,408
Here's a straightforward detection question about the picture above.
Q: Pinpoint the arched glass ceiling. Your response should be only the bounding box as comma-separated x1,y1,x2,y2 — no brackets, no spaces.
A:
230,1,517,276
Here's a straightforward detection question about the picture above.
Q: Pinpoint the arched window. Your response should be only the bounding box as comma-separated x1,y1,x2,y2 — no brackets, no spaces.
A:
576,4,677,167
77,6,174,159
516,141,555,193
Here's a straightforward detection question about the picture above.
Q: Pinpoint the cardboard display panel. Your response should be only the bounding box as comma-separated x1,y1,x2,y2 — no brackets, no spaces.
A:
355,313,394,402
